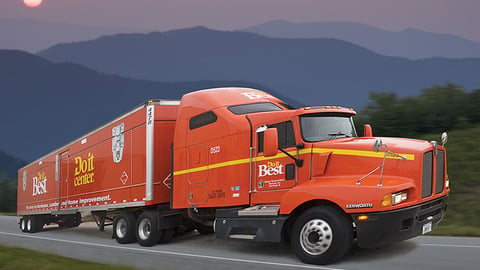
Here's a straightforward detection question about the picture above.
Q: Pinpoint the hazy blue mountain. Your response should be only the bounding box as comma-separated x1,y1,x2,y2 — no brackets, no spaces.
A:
0,19,146,53
39,27,480,110
0,150,26,179
241,20,480,59
0,50,276,161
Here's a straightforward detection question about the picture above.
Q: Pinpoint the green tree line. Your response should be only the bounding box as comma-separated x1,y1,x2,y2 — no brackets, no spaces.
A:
0,176,16,213
355,83,480,137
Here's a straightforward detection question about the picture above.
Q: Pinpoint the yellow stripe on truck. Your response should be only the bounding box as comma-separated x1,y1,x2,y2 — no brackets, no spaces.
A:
311,148,415,161
173,147,414,176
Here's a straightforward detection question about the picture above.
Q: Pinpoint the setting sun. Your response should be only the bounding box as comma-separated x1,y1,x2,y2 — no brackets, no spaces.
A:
23,0,43,8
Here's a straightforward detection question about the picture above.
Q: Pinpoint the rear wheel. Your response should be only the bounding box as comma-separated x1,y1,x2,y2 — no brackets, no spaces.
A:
291,206,353,265
113,212,137,244
26,215,43,233
19,217,28,232
136,211,162,247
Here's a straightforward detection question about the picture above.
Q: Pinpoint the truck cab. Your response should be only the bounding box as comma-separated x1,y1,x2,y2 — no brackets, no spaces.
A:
172,87,448,264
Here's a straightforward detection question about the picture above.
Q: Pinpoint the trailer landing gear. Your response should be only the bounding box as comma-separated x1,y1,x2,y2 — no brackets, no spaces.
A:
92,211,113,232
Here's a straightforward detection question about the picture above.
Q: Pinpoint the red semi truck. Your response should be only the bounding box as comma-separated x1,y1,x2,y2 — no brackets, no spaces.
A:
17,87,449,264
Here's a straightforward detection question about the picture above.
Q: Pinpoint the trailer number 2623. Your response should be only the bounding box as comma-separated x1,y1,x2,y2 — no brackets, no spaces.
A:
210,146,221,154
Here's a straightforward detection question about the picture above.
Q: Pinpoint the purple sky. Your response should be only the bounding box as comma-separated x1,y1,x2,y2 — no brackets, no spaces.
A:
2,0,480,42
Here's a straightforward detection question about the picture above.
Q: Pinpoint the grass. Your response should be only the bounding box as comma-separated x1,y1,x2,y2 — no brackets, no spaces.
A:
0,245,135,270
431,225,480,237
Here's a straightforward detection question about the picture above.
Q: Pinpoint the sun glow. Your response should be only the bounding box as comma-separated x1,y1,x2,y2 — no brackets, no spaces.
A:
23,0,43,8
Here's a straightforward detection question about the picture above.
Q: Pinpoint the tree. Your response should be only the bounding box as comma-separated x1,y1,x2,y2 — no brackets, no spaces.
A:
466,88,480,124
0,177,17,213
358,83,471,137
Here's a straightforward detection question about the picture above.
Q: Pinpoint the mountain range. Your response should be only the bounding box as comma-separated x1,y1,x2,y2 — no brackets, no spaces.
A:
38,27,480,109
0,50,274,161
3,19,480,59
0,19,144,53
3,26,480,163
241,20,480,59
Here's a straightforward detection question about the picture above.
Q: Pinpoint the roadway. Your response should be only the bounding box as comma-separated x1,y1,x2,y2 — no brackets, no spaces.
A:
1,215,479,270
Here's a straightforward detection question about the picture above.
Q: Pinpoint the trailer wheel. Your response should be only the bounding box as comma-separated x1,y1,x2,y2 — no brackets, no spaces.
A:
20,217,27,232
113,212,137,244
136,211,162,247
291,206,353,265
26,215,43,233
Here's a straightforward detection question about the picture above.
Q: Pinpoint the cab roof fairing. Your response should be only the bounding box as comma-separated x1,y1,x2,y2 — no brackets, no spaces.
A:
178,87,285,115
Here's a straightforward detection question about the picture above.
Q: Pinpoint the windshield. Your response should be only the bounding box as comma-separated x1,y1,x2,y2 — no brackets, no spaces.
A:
300,113,357,142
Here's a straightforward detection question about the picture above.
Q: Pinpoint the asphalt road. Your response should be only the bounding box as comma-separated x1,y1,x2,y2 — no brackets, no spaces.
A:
1,215,479,270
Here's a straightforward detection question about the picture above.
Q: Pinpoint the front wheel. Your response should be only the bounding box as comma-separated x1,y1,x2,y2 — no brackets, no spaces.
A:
291,206,353,265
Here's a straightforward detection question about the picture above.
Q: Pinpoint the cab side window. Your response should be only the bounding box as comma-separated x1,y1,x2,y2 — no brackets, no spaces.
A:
258,121,296,153
189,111,217,130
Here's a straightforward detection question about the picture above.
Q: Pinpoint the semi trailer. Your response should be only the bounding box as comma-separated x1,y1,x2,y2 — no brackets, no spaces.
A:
17,87,449,264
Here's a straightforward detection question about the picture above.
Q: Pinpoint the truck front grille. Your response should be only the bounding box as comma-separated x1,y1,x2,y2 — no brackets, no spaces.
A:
422,150,445,198
422,151,433,198
435,150,445,194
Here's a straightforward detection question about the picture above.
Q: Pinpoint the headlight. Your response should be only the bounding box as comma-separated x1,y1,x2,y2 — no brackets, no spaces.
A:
392,191,408,205
381,191,408,207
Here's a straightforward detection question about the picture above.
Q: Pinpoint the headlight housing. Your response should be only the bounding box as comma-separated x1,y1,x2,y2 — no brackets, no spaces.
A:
381,190,408,207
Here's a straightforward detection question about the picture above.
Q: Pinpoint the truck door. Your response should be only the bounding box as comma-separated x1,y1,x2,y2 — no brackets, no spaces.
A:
253,121,298,192
187,145,209,206
56,151,69,210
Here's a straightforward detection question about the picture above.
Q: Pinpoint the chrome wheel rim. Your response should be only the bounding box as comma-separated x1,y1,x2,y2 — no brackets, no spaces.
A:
26,219,32,232
20,219,26,231
299,219,333,255
138,219,152,240
116,218,128,238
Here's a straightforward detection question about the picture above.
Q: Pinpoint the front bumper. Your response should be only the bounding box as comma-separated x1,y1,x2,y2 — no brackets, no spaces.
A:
352,195,447,248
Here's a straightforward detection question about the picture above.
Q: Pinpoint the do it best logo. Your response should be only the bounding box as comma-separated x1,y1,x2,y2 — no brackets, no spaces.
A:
32,171,47,196
74,152,95,187
258,161,284,177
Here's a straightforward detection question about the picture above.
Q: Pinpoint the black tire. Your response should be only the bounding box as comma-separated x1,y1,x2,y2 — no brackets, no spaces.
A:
20,217,27,232
291,206,353,265
136,211,162,247
113,212,137,244
26,215,43,233
158,228,175,244
196,224,214,235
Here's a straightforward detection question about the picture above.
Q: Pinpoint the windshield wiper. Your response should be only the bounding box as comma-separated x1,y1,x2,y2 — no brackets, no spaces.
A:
328,132,349,139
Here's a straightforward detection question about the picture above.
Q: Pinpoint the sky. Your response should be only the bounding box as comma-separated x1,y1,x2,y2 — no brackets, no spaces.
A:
1,0,480,42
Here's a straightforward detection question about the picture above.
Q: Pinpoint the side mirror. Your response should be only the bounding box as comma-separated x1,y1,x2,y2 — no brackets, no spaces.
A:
364,124,373,137
263,128,278,157
373,138,383,152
